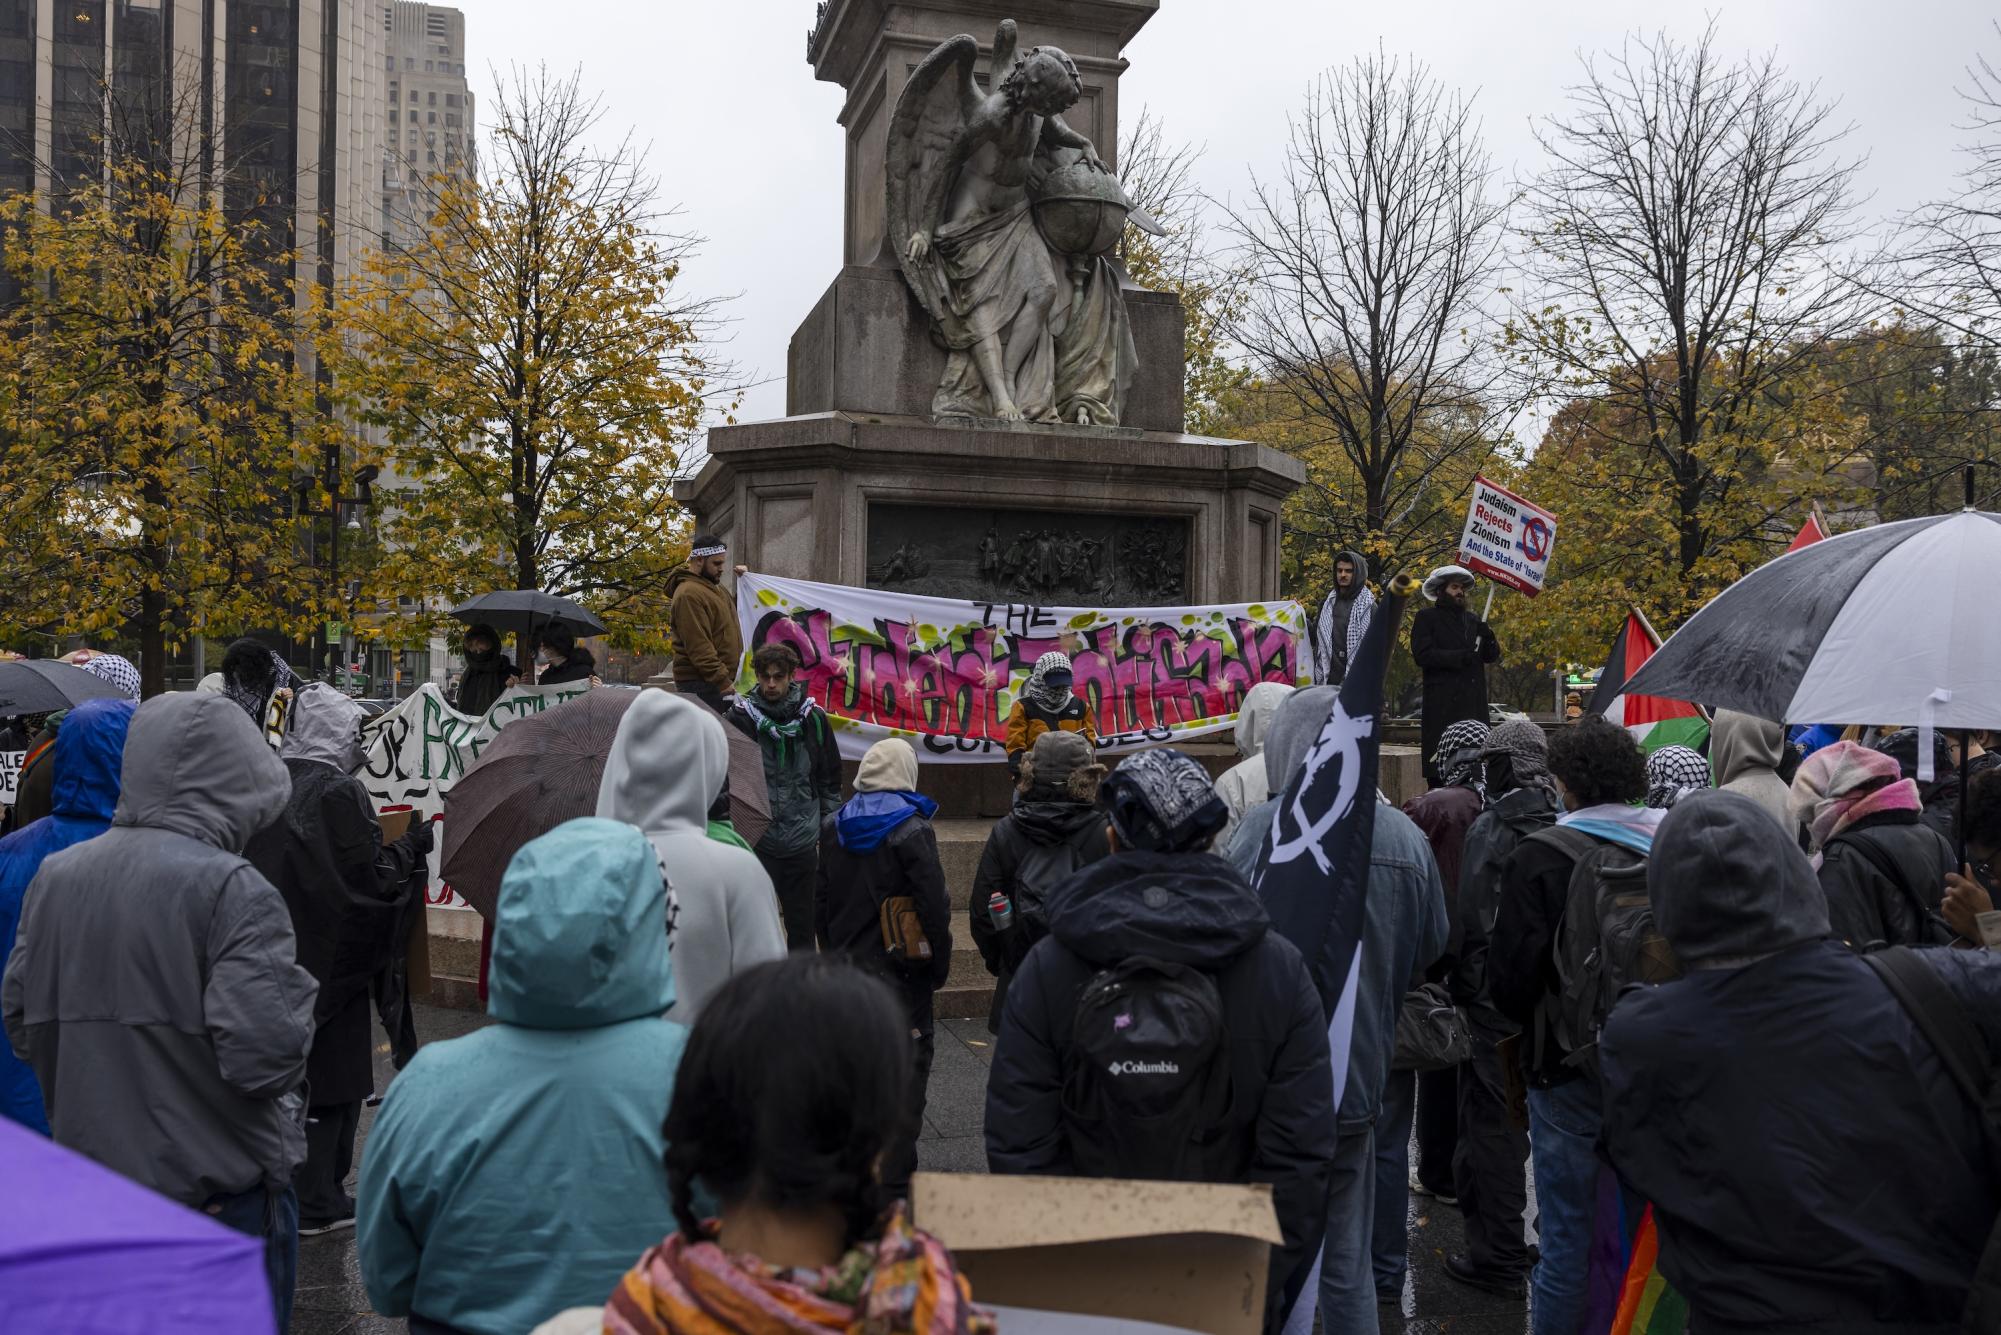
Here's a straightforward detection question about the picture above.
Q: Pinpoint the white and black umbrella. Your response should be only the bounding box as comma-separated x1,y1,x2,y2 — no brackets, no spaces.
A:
1625,508,2001,731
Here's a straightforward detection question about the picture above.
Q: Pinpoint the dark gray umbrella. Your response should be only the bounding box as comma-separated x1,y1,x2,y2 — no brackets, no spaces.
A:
1625,509,2001,730
0,661,131,717
448,590,607,638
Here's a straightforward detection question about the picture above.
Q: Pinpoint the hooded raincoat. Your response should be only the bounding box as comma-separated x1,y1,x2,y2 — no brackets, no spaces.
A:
1601,791,2001,1334
245,685,429,1105
2,693,315,1204
0,697,134,1133
985,850,1336,1327
1710,709,1796,837
357,818,687,1335
597,690,784,1025
1212,681,1295,850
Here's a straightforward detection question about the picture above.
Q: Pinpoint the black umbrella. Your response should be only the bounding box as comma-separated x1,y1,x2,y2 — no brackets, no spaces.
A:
449,590,607,638
0,660,131,717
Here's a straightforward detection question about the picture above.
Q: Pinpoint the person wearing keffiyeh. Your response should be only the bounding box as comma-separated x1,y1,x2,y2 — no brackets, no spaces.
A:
1002,650,1096,776
596,956,995,1335
729,643,841,952
1644,744,1713,810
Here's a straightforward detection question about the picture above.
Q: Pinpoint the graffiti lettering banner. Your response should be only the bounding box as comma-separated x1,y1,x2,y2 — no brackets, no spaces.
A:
738,575,1314,763
359,682,594,909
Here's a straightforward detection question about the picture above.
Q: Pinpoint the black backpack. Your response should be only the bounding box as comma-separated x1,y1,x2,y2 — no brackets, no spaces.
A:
1864,947,2001,1332
1525,826,1679,1078
1060,955,1232,1180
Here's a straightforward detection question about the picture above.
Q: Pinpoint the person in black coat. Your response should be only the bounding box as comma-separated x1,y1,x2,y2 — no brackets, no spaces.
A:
814,738,951,1200
969,729,1110,1033
453,622,517,717
1410,566,1500,784
1602,790,2001,1334
531,623,597,686
985,748,1335,1333
244,684,432,1234
1790,740,1957,951
1442,719,1559,1295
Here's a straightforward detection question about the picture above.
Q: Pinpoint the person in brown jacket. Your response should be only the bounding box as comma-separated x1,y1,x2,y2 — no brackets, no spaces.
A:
667,535,744,713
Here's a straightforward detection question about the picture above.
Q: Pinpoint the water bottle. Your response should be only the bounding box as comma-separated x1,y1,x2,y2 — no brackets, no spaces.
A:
988,891,1014,931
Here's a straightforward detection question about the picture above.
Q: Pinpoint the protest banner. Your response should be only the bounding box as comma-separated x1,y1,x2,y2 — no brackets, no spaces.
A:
0,749,22,806
737,574,1314,764
358,682,593,909
1458,474,1559,597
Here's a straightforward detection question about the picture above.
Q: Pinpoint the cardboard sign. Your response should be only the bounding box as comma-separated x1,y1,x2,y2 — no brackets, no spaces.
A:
1457,474,1558,597
0,749,22,806
912,1173,1282,1335
739,574,1313,764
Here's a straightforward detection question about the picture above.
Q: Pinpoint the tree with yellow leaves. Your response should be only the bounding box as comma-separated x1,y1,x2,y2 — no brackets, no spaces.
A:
0,86,325,696
329,67,727,653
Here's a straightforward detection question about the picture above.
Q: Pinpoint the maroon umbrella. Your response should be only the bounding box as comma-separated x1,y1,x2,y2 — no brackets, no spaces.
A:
441,688,770,916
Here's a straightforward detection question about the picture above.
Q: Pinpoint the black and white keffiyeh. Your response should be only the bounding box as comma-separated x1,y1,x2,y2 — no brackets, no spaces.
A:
1645,744,1713,810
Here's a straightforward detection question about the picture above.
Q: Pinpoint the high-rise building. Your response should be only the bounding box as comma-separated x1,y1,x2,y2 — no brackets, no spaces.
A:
0,1,391,307
379,1,471,256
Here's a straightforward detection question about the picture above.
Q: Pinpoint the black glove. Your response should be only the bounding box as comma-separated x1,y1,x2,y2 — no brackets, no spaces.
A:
400,818,436,859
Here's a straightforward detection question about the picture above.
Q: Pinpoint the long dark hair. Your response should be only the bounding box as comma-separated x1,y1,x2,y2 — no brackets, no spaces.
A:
662,956,913,1248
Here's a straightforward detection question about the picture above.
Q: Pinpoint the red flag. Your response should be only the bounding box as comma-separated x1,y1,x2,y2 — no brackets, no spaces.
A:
1785,508,1828,553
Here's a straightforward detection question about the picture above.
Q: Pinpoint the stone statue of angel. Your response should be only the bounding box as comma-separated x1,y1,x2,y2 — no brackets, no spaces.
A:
888,19,1160,426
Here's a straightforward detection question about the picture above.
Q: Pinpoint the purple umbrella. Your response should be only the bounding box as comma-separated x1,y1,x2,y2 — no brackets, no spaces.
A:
0,1118,274,1333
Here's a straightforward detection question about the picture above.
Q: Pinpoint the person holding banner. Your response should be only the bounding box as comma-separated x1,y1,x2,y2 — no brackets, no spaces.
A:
1313,550,1376,688
1002,651,1097,777
1411,567,1501,786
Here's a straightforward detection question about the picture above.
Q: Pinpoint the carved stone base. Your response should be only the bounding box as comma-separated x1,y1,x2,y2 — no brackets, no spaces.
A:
677,412,1305,606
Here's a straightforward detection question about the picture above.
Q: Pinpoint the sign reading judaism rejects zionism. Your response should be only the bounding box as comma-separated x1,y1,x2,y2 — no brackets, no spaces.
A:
1457,475,1560,597
738,574,1313,763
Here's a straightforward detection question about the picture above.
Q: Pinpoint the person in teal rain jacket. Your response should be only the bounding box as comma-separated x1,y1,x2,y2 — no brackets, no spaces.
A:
0,696,135,1133
356,818,687,1335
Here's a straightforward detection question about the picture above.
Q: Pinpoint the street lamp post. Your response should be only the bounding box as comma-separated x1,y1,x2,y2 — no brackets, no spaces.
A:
297,459,378,687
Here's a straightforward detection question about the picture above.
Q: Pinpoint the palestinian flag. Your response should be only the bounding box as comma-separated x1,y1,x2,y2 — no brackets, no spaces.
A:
1591,609,1709,753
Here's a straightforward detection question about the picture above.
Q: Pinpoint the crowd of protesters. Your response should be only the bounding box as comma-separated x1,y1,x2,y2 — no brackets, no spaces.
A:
6,542,2001,1335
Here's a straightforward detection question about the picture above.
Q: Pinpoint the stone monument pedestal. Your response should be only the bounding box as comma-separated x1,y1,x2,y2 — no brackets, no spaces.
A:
682,410,1301,604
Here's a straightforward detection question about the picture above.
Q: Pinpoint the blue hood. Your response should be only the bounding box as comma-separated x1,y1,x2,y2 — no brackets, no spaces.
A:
836,791,937,853
50,697,136,822
489,817,675,1030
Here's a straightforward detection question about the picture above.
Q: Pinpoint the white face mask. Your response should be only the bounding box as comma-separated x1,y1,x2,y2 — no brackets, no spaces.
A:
537,648,558,666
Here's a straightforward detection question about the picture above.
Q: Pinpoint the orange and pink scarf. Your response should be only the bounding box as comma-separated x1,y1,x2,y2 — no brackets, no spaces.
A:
603,1206,994,1335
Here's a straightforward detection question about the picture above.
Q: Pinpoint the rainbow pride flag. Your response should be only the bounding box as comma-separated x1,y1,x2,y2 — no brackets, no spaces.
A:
1611,1205,1689,1335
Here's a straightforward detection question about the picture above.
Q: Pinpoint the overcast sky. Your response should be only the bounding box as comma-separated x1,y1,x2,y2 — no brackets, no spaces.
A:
455,0,1998,427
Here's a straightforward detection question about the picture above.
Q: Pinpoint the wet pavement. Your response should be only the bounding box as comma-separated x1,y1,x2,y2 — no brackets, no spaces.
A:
296,1007,1533,1334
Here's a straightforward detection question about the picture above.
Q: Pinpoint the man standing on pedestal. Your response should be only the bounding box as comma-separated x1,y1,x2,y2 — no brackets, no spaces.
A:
667,535,744,713
1314,550,1376,687
1411,566,1501,787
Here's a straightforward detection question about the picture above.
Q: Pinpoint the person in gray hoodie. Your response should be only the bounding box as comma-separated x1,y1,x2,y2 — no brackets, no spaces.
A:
1226,687,1450,1326
1212,680,1296,850
3,691,317,1331
1315,550,1376,687
1709,708,1797,839
597,689,785,1026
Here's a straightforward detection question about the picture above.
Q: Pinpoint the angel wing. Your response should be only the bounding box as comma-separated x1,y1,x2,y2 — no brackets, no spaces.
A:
885,31,984,323
987,19,1017,87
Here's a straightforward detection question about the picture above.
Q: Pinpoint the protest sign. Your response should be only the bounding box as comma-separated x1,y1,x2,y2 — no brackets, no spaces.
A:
0,749,22,806
738,574,1313,764
1458,474,1558,597
358,682,593,909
